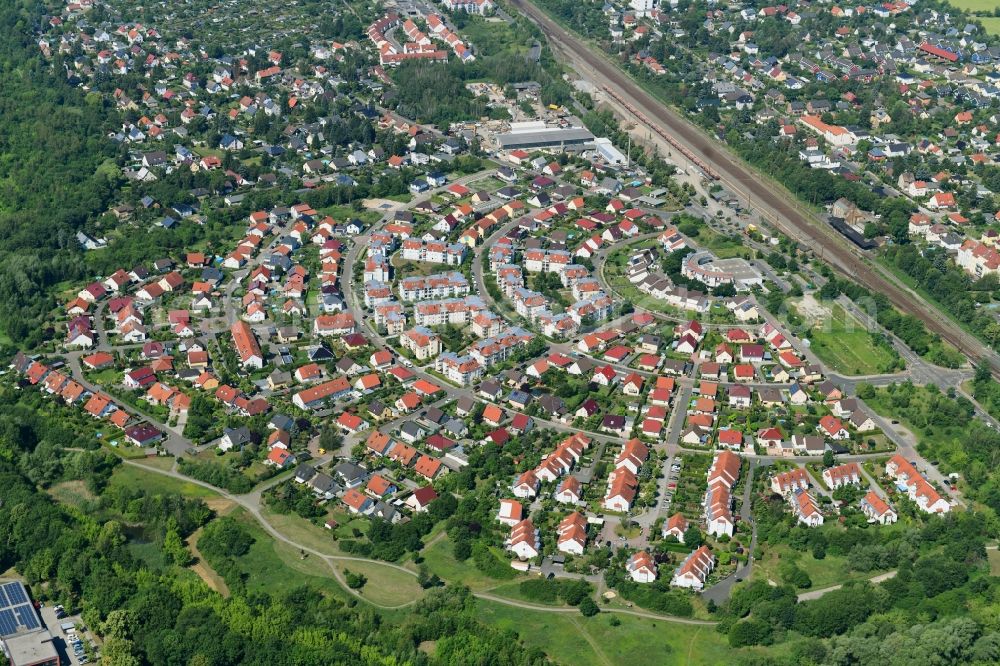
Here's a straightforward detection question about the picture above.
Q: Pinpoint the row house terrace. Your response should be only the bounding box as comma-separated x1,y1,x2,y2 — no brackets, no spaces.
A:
792,489,824,527
506,518,540,560
885,455,951,514
556,511,588,555
603,439,648,512
705,451,741,538
13,355,152,442
822,462,862,489
860,490,898,525
230,321,263,369
536,433,589,485
670,545,715,590
770,467,810,496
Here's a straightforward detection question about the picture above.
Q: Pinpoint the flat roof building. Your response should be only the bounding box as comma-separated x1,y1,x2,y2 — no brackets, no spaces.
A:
593,137,628,165
0,581,59,666
3,631,60,666
497,122,595,151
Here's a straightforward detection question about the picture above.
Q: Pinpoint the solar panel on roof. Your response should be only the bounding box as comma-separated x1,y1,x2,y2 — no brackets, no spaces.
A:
0,608,17,636
14,605,39,630
4,582,27,604
0,586,8,607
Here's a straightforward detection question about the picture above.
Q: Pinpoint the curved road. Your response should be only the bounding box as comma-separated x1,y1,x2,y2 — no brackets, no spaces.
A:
124,459,717,623
508,0,1000,376
475,592,716,624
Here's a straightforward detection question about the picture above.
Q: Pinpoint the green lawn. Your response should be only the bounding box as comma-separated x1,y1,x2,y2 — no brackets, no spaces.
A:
464,176,506,192
978,16,1000,35
422,533,518,591
193,146,224,159
989,548,1000,576
129,540,171,569
259,507,345,556
108,463,220,499
946,0,999,12
477,599,733,666
331,559,424,608
485,581,570,606
796,302,899,375
459,15,530,58
198,507,422,607
391,256,444,278
215,509,351,601
699,226,752,260
134,456,177,471
752,544,883,590
319,204,383,226
47,480,97,509
85,367,120,386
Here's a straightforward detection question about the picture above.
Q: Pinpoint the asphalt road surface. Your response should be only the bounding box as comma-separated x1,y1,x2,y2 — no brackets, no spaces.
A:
508,0,1000,376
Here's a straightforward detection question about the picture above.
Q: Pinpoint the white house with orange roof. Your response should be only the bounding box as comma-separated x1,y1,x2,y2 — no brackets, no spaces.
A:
957,239,1000,278
627,550,657,583
884,455,951,514
603,468,638,512
512,469,540,499
791,490,823,527
822,462,862,489
663,513,688,542
556,511,588,555
497,499,523,527
671,546,715,590
705,451,741,537
770,467,810,496
507,519,540,560
555,476,582,504
860,491,897,525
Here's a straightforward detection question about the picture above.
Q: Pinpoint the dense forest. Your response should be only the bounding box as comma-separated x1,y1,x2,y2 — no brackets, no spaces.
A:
0,0,125,348
715,503,1000,664
0,382,551,666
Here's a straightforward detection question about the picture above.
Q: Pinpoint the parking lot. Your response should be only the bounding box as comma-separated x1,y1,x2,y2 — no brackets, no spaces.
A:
38,604,96,665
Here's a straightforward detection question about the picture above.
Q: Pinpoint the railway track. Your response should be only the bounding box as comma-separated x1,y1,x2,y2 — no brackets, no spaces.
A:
510,0,999,374
602,86,719,180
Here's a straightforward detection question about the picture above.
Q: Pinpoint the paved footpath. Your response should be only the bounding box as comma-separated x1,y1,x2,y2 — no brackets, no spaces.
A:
126,459,715,623
796,571,897,602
